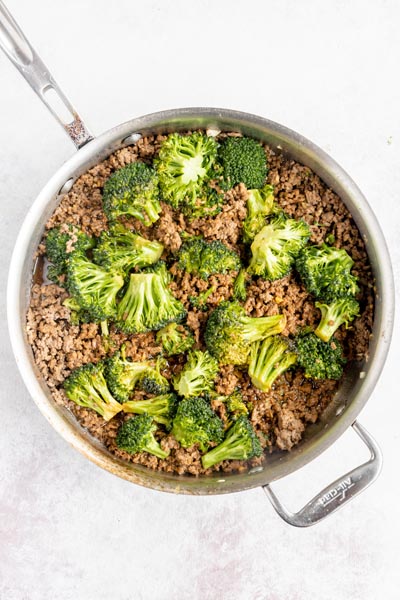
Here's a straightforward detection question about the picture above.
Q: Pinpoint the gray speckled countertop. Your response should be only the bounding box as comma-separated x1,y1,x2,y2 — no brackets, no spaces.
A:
1,1,399,598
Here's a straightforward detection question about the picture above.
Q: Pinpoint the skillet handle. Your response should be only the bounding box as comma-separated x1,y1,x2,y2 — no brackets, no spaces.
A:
263,421,382,527
0,0,93,148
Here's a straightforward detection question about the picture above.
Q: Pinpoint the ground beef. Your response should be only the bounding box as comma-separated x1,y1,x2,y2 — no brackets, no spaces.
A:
26,132,374,476
215,365,239,396
244,273,320,335
153,202,184,254
274,409,305,451
184,183,248,251
169,267,236,312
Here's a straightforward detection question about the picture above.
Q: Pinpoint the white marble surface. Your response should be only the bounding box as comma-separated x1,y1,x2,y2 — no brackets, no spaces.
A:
1,1,399,598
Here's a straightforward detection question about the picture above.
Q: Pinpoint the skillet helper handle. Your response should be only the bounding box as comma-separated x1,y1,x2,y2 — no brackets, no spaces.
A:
263,421,382,527
0,0,92,148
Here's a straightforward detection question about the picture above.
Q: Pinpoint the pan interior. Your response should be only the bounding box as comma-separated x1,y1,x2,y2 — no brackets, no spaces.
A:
12,109,393,494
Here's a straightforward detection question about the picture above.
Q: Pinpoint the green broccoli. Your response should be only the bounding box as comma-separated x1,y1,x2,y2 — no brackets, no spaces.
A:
201,416,262,469
189,286,215,311
233,268,248,302
63,296,91,325
99,319,114,353
105,349,170,403
100,319,110,338
315,297,360,342
155,132,218,210
45,225,94,284
63,361,122,421
249,214,310,281
116,414,170,458
204,301,286,366
218,136,268,189
248,336,297,392
116,263,186,334
122,393,179,429
171,396,224,452
242,184,275,242
177,237,241,280
295,332,346,380
102,161,161,226
177,236,204,272
93,224,163,272
295,244,359,301
66,253,124,322
140,358,171,396
173,350,219,398
183,186,223,220
325,233,336,245
156,322,195,356
224,390,249,419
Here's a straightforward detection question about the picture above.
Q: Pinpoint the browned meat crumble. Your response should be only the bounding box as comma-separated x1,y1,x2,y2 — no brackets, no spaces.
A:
26,133,374,476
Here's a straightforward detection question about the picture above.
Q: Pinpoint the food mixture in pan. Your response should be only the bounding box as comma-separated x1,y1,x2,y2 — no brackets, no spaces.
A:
26,131,374,475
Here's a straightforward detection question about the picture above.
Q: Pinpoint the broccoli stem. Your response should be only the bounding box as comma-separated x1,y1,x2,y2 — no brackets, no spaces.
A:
201,437,242,469
249,337,297,392
100,320,109,337
83,378,121,421
233,268,247,301
241,314,287,343
315,298,359,342
144,200,161,225
100,320,113,352
144,437,169,459
122,397,171,427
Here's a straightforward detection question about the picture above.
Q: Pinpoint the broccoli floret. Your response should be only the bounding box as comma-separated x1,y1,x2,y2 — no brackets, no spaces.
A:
62,296,91,324
242,184,275,242
156,322,195,356
122,393,179,429
140,358,171,396
66,253,124,322
173,350,219,398
295,244,359,301
201,416,262,469
315,297,360,342
178,237,241,280
183,186,223,220
205,301,286,366
249,214,310,281
171,396,224,452
218,136,268,189
116,263,186,334
325,233,336,245
63,361,122,421
233,268,248,302
155,132,218,210
45,225,94,284
295,332,346,380
102,161,161,226
177,236,204,272
116,414,170,458
224,390,249,419
248,336,297,392
189,286,215,311
93,224,163,272
105,350,169,403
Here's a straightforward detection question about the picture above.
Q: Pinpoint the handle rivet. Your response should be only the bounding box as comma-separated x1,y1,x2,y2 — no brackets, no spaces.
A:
58,177,74,196
122,133,142,145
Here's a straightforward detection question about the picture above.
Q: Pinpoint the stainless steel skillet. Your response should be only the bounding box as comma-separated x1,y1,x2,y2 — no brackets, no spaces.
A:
1,1,394,527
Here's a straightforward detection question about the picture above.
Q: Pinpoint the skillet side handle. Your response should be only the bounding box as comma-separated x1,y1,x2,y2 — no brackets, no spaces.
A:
263,421,382,528
0,0,93,149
